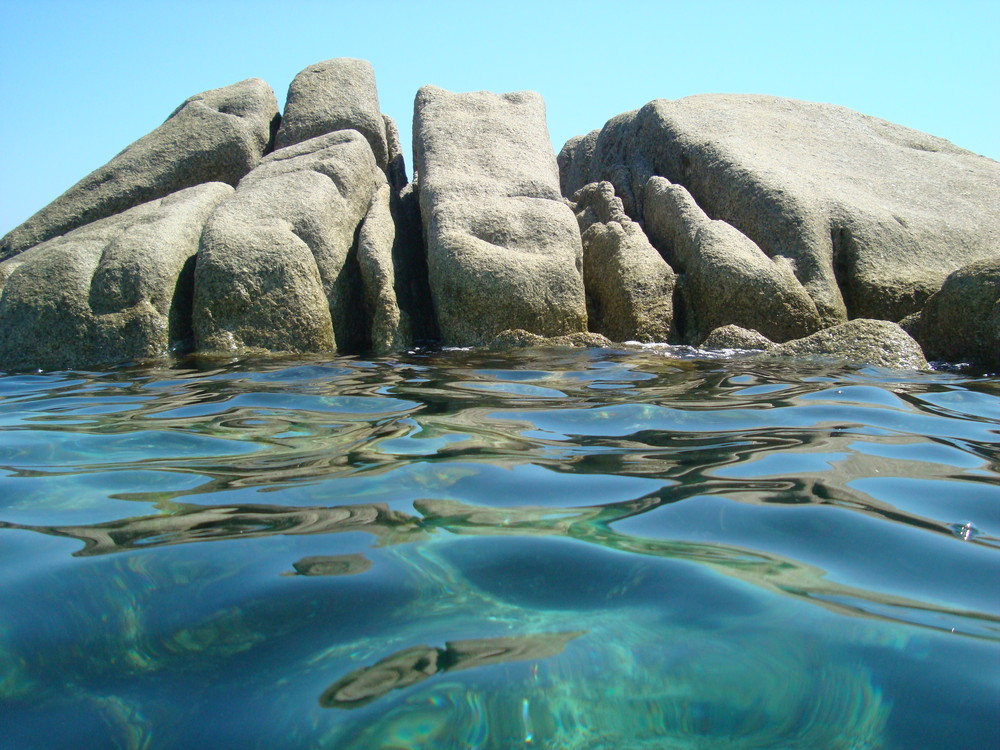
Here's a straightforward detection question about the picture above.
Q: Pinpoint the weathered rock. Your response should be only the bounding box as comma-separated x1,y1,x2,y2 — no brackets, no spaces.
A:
572,181,675,342
487,329,612,351
0,183,232,371
414,86,587,345
643,176,822,343
274,58,388,169
906,258,1000,369
702,325,774,350
358,180,409,354
768,319,929,370
1,79,278,259
383,115,408,192
193,130,381,355
560,95,1000,325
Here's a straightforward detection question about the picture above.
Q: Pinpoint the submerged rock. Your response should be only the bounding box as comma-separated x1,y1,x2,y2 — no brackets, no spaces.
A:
572,181,676,342
560,94,1000,327
768,319,929,370
0,183,232,371
193,130,382,355
413,86,587,345
1,79,278,259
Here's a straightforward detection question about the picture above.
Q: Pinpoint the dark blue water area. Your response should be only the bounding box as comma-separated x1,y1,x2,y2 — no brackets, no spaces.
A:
1,348,998,749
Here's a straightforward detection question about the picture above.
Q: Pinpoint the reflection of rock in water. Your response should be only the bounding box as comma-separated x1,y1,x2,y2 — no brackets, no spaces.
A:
329,623,890,749
320,631,583,709
285,554,372,577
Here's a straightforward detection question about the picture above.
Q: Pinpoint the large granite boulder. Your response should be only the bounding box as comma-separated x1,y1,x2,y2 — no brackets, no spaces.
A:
1,79,278,259
0,183,232,371
559,95,1000,326
193,130,381,355
643,175,822,343
413,86,587,345
906,258,1000,369
572,181,675,342
769,319,929,370
274,58,389,169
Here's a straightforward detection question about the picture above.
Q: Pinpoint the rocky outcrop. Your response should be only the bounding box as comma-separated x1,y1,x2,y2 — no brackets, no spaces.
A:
572,182,676,342
768,319,929,370
643,175,822,343
274,58,389,169
701,325,774,351
193,130,382,354
413,86,587,345
1,79,278,259
905,259,1000,369
0,183,231,370
1,61,996,372
559,95,1000,326
487,329,613,351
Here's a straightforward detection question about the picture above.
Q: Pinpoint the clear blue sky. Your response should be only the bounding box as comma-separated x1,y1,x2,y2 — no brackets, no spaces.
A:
1,0,997,236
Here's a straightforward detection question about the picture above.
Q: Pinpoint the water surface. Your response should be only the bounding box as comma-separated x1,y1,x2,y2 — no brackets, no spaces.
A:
1,347,998,748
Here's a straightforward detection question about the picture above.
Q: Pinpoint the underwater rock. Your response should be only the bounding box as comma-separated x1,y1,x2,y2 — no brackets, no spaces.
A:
1,79,278,259
287,554,372,577
413,85,587,345
320,632,582,709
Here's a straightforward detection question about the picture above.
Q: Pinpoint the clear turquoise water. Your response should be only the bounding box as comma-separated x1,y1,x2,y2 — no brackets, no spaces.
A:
1,347,997,749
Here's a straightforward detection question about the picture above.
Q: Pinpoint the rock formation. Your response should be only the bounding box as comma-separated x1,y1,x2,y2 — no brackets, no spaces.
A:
0,79,278,259
413,86,587,345
274,58,389,169
572,181,675,342
193,130,382,354
559,95,1000,327
0,183,232,370
1,60,997,372
904,258,1000,369
643,175,821,343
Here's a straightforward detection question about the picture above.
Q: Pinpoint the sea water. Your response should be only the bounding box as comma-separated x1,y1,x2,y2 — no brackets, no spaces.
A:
0,346,997,749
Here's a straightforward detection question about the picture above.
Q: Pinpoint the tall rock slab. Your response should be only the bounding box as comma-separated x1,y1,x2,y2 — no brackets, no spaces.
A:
0,183,232,371
274,58,389,169
559,95,1000,326
1,79,278,259
193,130,381,355
413,86,587,345
572,181,675,342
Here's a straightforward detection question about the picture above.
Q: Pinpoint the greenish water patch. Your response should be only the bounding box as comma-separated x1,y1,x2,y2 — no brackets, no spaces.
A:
1,348,998,748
